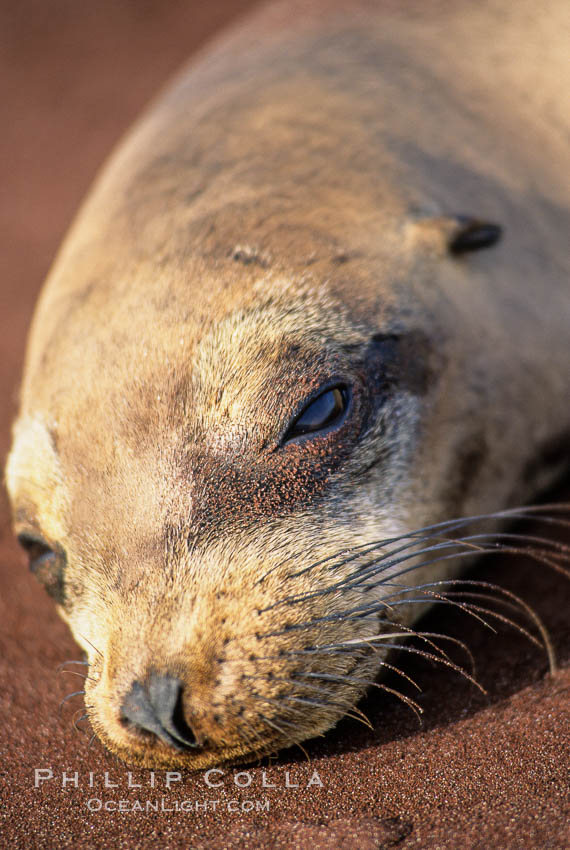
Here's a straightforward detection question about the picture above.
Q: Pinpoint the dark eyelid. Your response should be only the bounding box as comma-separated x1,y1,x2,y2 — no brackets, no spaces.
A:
16,531,61,570
17,530,51,550
16,531,67,606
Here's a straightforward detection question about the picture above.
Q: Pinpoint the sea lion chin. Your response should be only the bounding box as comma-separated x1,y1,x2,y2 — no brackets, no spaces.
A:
5,0,570,769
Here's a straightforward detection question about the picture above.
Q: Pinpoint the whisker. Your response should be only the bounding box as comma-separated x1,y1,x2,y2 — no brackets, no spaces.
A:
359,653,423,691
348,536,566,591
350,536,569,588
258,623,472,674
374,683,424,724
255,544,312,586
393,597,541,647
57,669,98,683
323,543,567,609
292,643,486,694
380,578,552,660
293,671,424,723
391,628,475,672
283,507,570,584
58,690,86,716
377,624,471,667
249,693,315,718
244,505,569,747
265,535,567,614
245,699,302,735
255,710,309,758
242,673,375,725
233,720,263,760
258,580,503,637
283,694,374,729
72,712,90,736
77,634,104,659
384,595,502,632
234,711,267,753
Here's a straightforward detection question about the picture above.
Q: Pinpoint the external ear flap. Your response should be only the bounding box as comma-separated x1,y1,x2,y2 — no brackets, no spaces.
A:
407,213,503,257
447,216,502,255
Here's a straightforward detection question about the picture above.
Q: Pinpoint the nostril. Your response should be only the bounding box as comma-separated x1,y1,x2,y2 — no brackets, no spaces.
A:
120,673,199,750
147,673,198,748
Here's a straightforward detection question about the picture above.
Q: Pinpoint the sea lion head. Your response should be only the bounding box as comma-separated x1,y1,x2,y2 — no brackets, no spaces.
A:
5,28,509,769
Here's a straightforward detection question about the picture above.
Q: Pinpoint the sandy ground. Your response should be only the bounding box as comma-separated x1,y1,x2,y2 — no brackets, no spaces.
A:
0,2,568,848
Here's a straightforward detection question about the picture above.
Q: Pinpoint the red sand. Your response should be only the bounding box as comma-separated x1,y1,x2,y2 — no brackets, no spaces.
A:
0,3,568,848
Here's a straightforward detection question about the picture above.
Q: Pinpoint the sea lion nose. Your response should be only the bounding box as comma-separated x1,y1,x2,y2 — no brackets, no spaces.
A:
120,673,199,749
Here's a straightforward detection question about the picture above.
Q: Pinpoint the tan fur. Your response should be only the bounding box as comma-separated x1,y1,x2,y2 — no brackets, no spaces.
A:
5,0,570,768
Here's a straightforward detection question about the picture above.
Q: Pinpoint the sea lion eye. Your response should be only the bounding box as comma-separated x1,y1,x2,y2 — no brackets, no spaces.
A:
17,533,65,604
284,385,349,442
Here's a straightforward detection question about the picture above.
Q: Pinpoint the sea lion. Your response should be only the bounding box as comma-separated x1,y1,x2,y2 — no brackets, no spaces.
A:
5,0,570,769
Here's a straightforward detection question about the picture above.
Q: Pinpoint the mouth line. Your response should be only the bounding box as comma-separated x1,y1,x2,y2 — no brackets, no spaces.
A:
124,722,203,752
